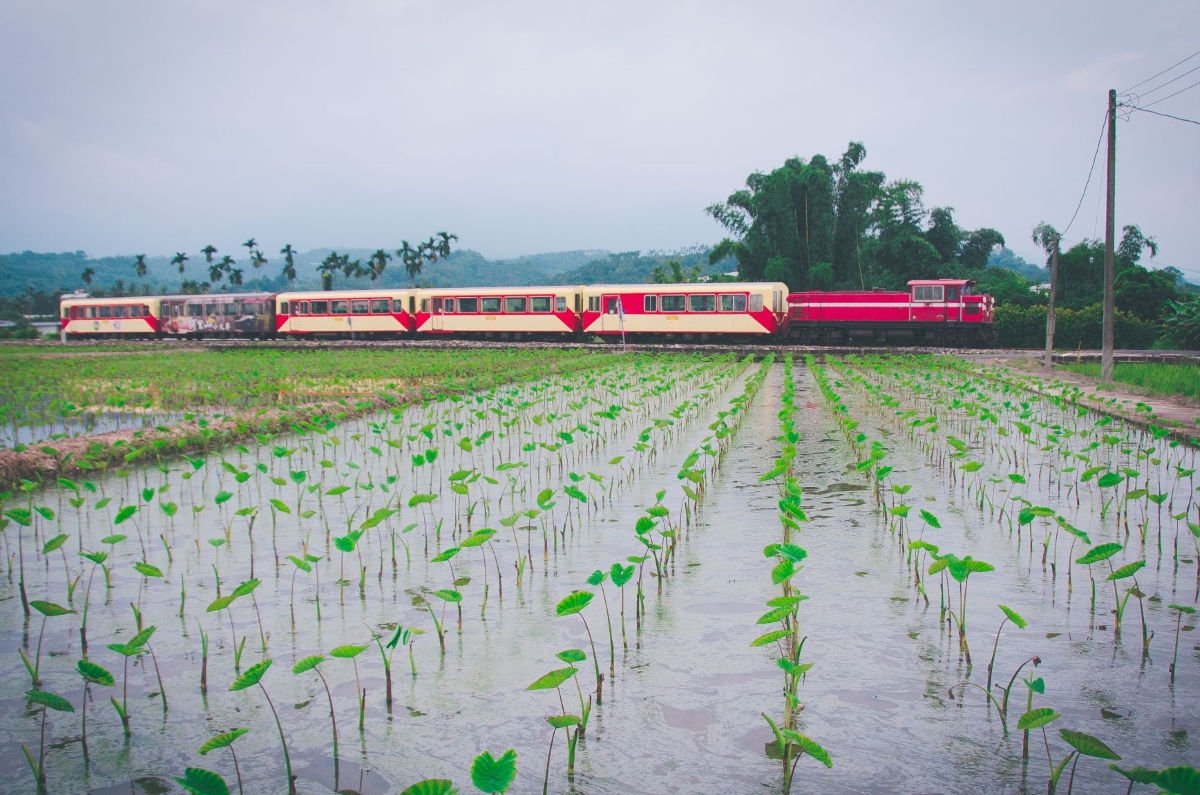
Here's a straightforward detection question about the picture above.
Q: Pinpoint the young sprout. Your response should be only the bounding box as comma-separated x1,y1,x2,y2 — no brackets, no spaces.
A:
761,713,833,795
986,605,1028,691
470,749,517,794
587,569,617,679
1168,604,1196,683
107,624,155,737
556,591,602,703
609,563,635,651
76,659,114,761
22,600,73,686
22,689,74,792
528,665,583,783
199,728,250,795
229,660,294,794
331,644,368,731
293,654,339,772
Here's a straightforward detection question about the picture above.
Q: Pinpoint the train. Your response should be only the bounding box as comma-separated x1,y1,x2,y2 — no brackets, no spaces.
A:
58,278,995,345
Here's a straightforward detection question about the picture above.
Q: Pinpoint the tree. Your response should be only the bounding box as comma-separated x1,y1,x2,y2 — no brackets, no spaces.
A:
925,207,963,264
211,255,234,285
201,245,217,265
397,241,422,283
958,228,1006,269
243,238,257,257
133,254,148,278
341,257,366,280
436,232,458,261
172,252,189,287
252,250,267,273
368,249,391,281
81,267,95,287
831,142,885,288
228,267,244,287
280,244,297,284
318,252,342,290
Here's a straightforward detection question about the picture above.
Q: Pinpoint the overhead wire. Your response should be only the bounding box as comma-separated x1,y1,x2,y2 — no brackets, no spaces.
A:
1131,61,1200,99
1121,49,1200,93
1059,111,1109,238
1142,77,1200,108
1129,106,1200,126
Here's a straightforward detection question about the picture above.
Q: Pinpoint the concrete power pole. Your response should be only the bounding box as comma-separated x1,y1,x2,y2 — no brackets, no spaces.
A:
1102,88,1117,381
1044,235,1059,368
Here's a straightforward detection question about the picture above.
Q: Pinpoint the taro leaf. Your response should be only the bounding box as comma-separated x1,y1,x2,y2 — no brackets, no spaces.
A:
1169,604,1197,615
229,659,272,691
30,600,72,617
101,534,126,546
397,780,458,795
330,644,367,659
114,505,137,524
545,714,581,729
199,727,250,755
527,667,578,690
918,509,941,529
1107,560,1146,581
292,654,326,674
999,605,1027,630
771,559,796,585
42,534,69,554
175,767,231,795
26,689,74,713
556,649,586,663
459,529,496,548
77,659,115,686
751,629,792,648
758,606,795,625
1107,765,1160,785
1155,766,1200,795
269,499,291,514
470,748,517,794
207,595,237,613
287,554,311,573
1076,543,1123,566
961,461,983,472
134,561,163,578
326,486,350,497
1059,729,1120,760
334,536,356,553
610,563,634,587
775,543,807,563
586,569,608,586
1017,707,1060,731
431,589,462,603
555,590,593,617
430,547,461,563
766,595,807,608
779,730,833,768
1097,472,1124,489
966,558,995,574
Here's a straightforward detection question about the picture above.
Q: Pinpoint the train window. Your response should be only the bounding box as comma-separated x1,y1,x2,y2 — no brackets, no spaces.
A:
750,294,763,312
223,303,237,316
506,297,527,313
482,297,501,313
587,296,599,312
279,302,289,315
531,297,551,312
913,285,944,302
99,306,112,318
719,294,746,312
129,305,141,318
644,295,657,312
661,294,685,312
370,299,389,314
62,306,70,319
459,297,478,313
84,306,96,318
296,302,308,315
249,303,264,315
433,297,443,313
113,305,127,318
331,300,348,314
946,287,959,302
689,294,715,312
964,303,980,315
576,294,583,313
556,296,567,312
187,303,202,317
605,297,619,315
389,299,402,314
351,300,369,314
444,298,455,313
420,298,430,313
310,300,328,314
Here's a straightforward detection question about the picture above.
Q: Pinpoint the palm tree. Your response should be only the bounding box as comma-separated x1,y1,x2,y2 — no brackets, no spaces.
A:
436,232,458,261
172,252,189,288
81,267,95,288
133,254,148,278
318,252,342,291
369,249,391,281
421,236,439,265
181,279,207,295
211,255,234,285
252,250,268,272
280,244,297,284
243,238,257,255
341,256,365,280
228,267,244,287
201,245,218,265
397,240,422,284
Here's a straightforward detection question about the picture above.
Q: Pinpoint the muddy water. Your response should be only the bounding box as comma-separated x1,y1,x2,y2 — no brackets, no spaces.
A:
0,360,1196,794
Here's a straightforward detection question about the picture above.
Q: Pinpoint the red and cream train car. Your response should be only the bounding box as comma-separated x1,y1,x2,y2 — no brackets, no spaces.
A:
160,293,276,338
276,289,415,338
61,296,162,338
412,286,582,338
787,279,995,345
579,282,789,339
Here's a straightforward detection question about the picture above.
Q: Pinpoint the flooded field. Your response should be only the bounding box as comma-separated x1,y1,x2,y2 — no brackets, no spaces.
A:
1,353,1196,794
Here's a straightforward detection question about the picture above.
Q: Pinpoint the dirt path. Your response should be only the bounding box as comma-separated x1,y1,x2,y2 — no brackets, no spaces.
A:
979,355,1200,446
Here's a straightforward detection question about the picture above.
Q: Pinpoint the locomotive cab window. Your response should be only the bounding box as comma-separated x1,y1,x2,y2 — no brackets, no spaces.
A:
481,297,501,313
458,297,478,313
644,295,657,312
531,296,551,312
913,285,944,302
661,294,685,312
945,287,959,302
432,298,443,313
719,294,746,312
605,297,619,315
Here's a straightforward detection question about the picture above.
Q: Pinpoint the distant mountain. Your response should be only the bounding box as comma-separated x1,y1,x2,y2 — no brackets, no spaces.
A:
987,247,1049,282
0,246,725,297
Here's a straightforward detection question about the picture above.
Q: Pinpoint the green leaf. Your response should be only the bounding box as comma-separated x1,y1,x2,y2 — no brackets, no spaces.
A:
1017,707,1060,731
459,529,496,548
527,667,578,690
101,534,126,545
555,649,587,663
610,563,634,587
134,561,163,578
229,659,272,691
42,534,68,554
287,554,311,573
757,607,796,624
26,689,74,712
207,594,236,613
555,590,594,617
779,730,833,768
77,659,115,686
999,605,1027,630
199,728,250,755
269,499,291,514
470,749,518,794
545,714,581,729
431,589,462,603
1097,472,1124,489
175,767,231,795
751,629,792,648
1107,765,1160,785
1107,560,1146,581
1076,542,1123,566
1155,766,1200,795
430,547,461,563
775,543,807,563
771,559,795,585
1059,729,1120,760
292,654,325,674
919,509,941,529
30,600,72,617
114,505,137,524
330,644,367,659
398,780,458,795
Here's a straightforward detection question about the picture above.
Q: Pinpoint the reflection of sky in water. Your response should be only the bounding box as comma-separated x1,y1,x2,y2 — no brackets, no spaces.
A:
0,411,190,446
0,359,1195,795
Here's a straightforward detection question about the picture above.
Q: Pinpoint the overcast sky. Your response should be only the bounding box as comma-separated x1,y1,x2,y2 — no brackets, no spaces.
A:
1,1,1197,278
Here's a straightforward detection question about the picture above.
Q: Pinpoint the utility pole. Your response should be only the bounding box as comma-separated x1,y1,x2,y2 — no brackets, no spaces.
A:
1102,88,1117,381
1044,234,1059,368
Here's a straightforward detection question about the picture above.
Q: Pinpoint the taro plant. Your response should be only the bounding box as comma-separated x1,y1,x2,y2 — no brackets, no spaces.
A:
292,655,338,769
761,713,833,795
228,659,295,794
986,604,1027,691
609,562,635,651
1168,604,1195,683
928,552,994,666
331,643,369,730
76,658,114,760
22,689,74,792
470,749,517,794
199,728,250,795
22,600,73,686
175,767,232,795
555,590,602,703
107,624,155,737
527,663,583,784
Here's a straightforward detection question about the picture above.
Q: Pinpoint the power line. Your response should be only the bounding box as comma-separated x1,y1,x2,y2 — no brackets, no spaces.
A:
1130,106,1200,126
1060,111,1109,237
1143,77,1200,108
1122,49,1200,93
1136,62,1200,98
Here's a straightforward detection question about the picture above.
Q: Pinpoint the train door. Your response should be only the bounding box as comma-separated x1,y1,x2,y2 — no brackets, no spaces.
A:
601,294,621,333
432,297,444,331
945,284,961,322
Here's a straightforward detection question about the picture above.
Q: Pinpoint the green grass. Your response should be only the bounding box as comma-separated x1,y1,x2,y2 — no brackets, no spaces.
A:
1060,361,1200,399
